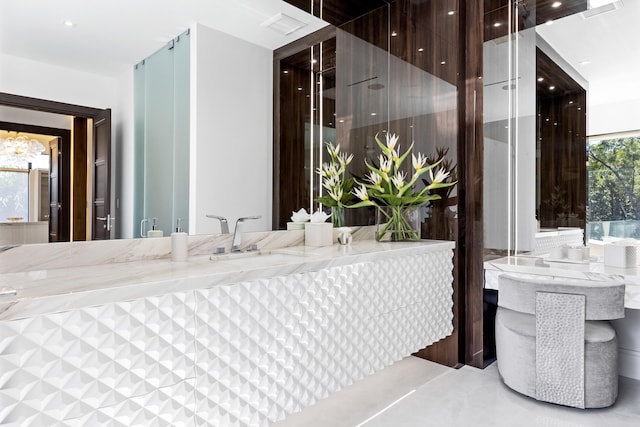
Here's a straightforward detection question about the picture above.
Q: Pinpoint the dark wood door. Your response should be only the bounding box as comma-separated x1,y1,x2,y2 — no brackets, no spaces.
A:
92,109,112,240
48,139,60,242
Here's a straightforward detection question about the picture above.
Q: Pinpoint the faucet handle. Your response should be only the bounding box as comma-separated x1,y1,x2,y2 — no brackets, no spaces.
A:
231,215,262,252
237,215,262,222
206,214,230,234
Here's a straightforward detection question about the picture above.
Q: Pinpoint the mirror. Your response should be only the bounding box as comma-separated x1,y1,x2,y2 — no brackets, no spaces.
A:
0,0,330,244
483,0,637,255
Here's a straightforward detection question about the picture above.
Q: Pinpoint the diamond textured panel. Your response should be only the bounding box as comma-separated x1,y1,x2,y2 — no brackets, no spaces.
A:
194,251,454,427
535,291,586,408
534,230,584,255
61,379,196,427
0,292,196,425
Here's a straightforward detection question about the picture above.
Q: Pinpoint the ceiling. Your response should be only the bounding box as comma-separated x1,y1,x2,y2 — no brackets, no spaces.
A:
536,0,640,107
0,0,636,108
0,0,328,76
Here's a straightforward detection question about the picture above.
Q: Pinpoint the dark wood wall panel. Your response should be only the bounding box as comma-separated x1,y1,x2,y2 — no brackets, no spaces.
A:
537,48,587,230
72,117,87,241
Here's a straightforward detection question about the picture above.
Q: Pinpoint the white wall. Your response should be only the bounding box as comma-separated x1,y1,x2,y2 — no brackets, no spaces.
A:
589,98,640,136
0,53,117,108
190,23,273,235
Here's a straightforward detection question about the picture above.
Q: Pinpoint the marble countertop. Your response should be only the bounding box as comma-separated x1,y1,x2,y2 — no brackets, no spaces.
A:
0,240,454,321
484,255,640,309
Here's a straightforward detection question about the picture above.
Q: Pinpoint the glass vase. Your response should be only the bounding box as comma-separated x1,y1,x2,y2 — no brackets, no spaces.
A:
375,205,421,241
331,205,345,228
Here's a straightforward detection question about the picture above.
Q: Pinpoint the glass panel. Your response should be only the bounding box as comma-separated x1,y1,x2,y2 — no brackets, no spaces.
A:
133,30,190,236
143,44,175,236
133,58,146,237
0,170,29,221
275,0,461,241
483,0,537,256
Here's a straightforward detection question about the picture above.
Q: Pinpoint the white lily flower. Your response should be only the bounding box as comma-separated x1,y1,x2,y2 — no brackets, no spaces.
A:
326,142,340,159
366,171,382,186
391,171,407,190
378,155,392,174
328,187,343,202
391,148,400,163
429,167,451,184
353,185,369,201
412,153,428,171
386,133,399,151
323,174,339,190
339,152,354,167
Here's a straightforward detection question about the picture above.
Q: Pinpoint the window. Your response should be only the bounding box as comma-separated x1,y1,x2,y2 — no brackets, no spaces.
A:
587,132,640,241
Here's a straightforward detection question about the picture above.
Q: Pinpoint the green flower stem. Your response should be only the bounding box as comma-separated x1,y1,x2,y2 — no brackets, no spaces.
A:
376,206,419,241
331,205,345,228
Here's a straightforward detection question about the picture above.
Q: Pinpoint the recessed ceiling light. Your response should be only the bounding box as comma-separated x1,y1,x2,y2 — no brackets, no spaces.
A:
418,48,424,52
537,77,544,82
448,11,455,16
339,119,345,123
283,70,289,74
391,31,398,36
371,112,377,116
494,22,502,27
549,85,556,90
552,2,562,8
440,61,446,65
297,87,302,91
63,20,75,27
569,100,574,104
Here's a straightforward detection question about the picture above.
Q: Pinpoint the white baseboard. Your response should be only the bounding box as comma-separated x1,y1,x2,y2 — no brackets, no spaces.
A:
619,348,640,381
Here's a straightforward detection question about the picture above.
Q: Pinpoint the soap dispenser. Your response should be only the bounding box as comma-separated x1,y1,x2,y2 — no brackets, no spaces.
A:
141,217,164,238
147,217,164,238
171,218,188,262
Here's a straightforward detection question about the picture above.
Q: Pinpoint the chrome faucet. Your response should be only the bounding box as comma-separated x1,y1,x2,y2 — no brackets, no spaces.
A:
206,214,229,234
232,216,262,252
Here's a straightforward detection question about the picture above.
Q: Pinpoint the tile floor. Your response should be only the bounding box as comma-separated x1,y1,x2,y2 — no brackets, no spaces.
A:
274,357,640,427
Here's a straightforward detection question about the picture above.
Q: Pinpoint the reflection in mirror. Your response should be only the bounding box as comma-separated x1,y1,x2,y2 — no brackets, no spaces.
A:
482,0,639,257
275,0,461,241
0,0,329,244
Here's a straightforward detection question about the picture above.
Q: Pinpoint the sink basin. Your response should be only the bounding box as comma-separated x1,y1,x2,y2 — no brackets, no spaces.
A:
208,248,312,269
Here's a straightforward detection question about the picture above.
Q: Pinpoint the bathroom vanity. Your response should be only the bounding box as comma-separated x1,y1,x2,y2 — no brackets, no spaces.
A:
0,235,454,426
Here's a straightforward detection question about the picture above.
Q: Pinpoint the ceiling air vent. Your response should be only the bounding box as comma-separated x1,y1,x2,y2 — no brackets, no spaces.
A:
581,1,623,19
261,13,307,36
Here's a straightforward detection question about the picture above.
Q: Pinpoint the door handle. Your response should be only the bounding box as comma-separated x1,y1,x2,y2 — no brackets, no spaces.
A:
97,214,115,231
